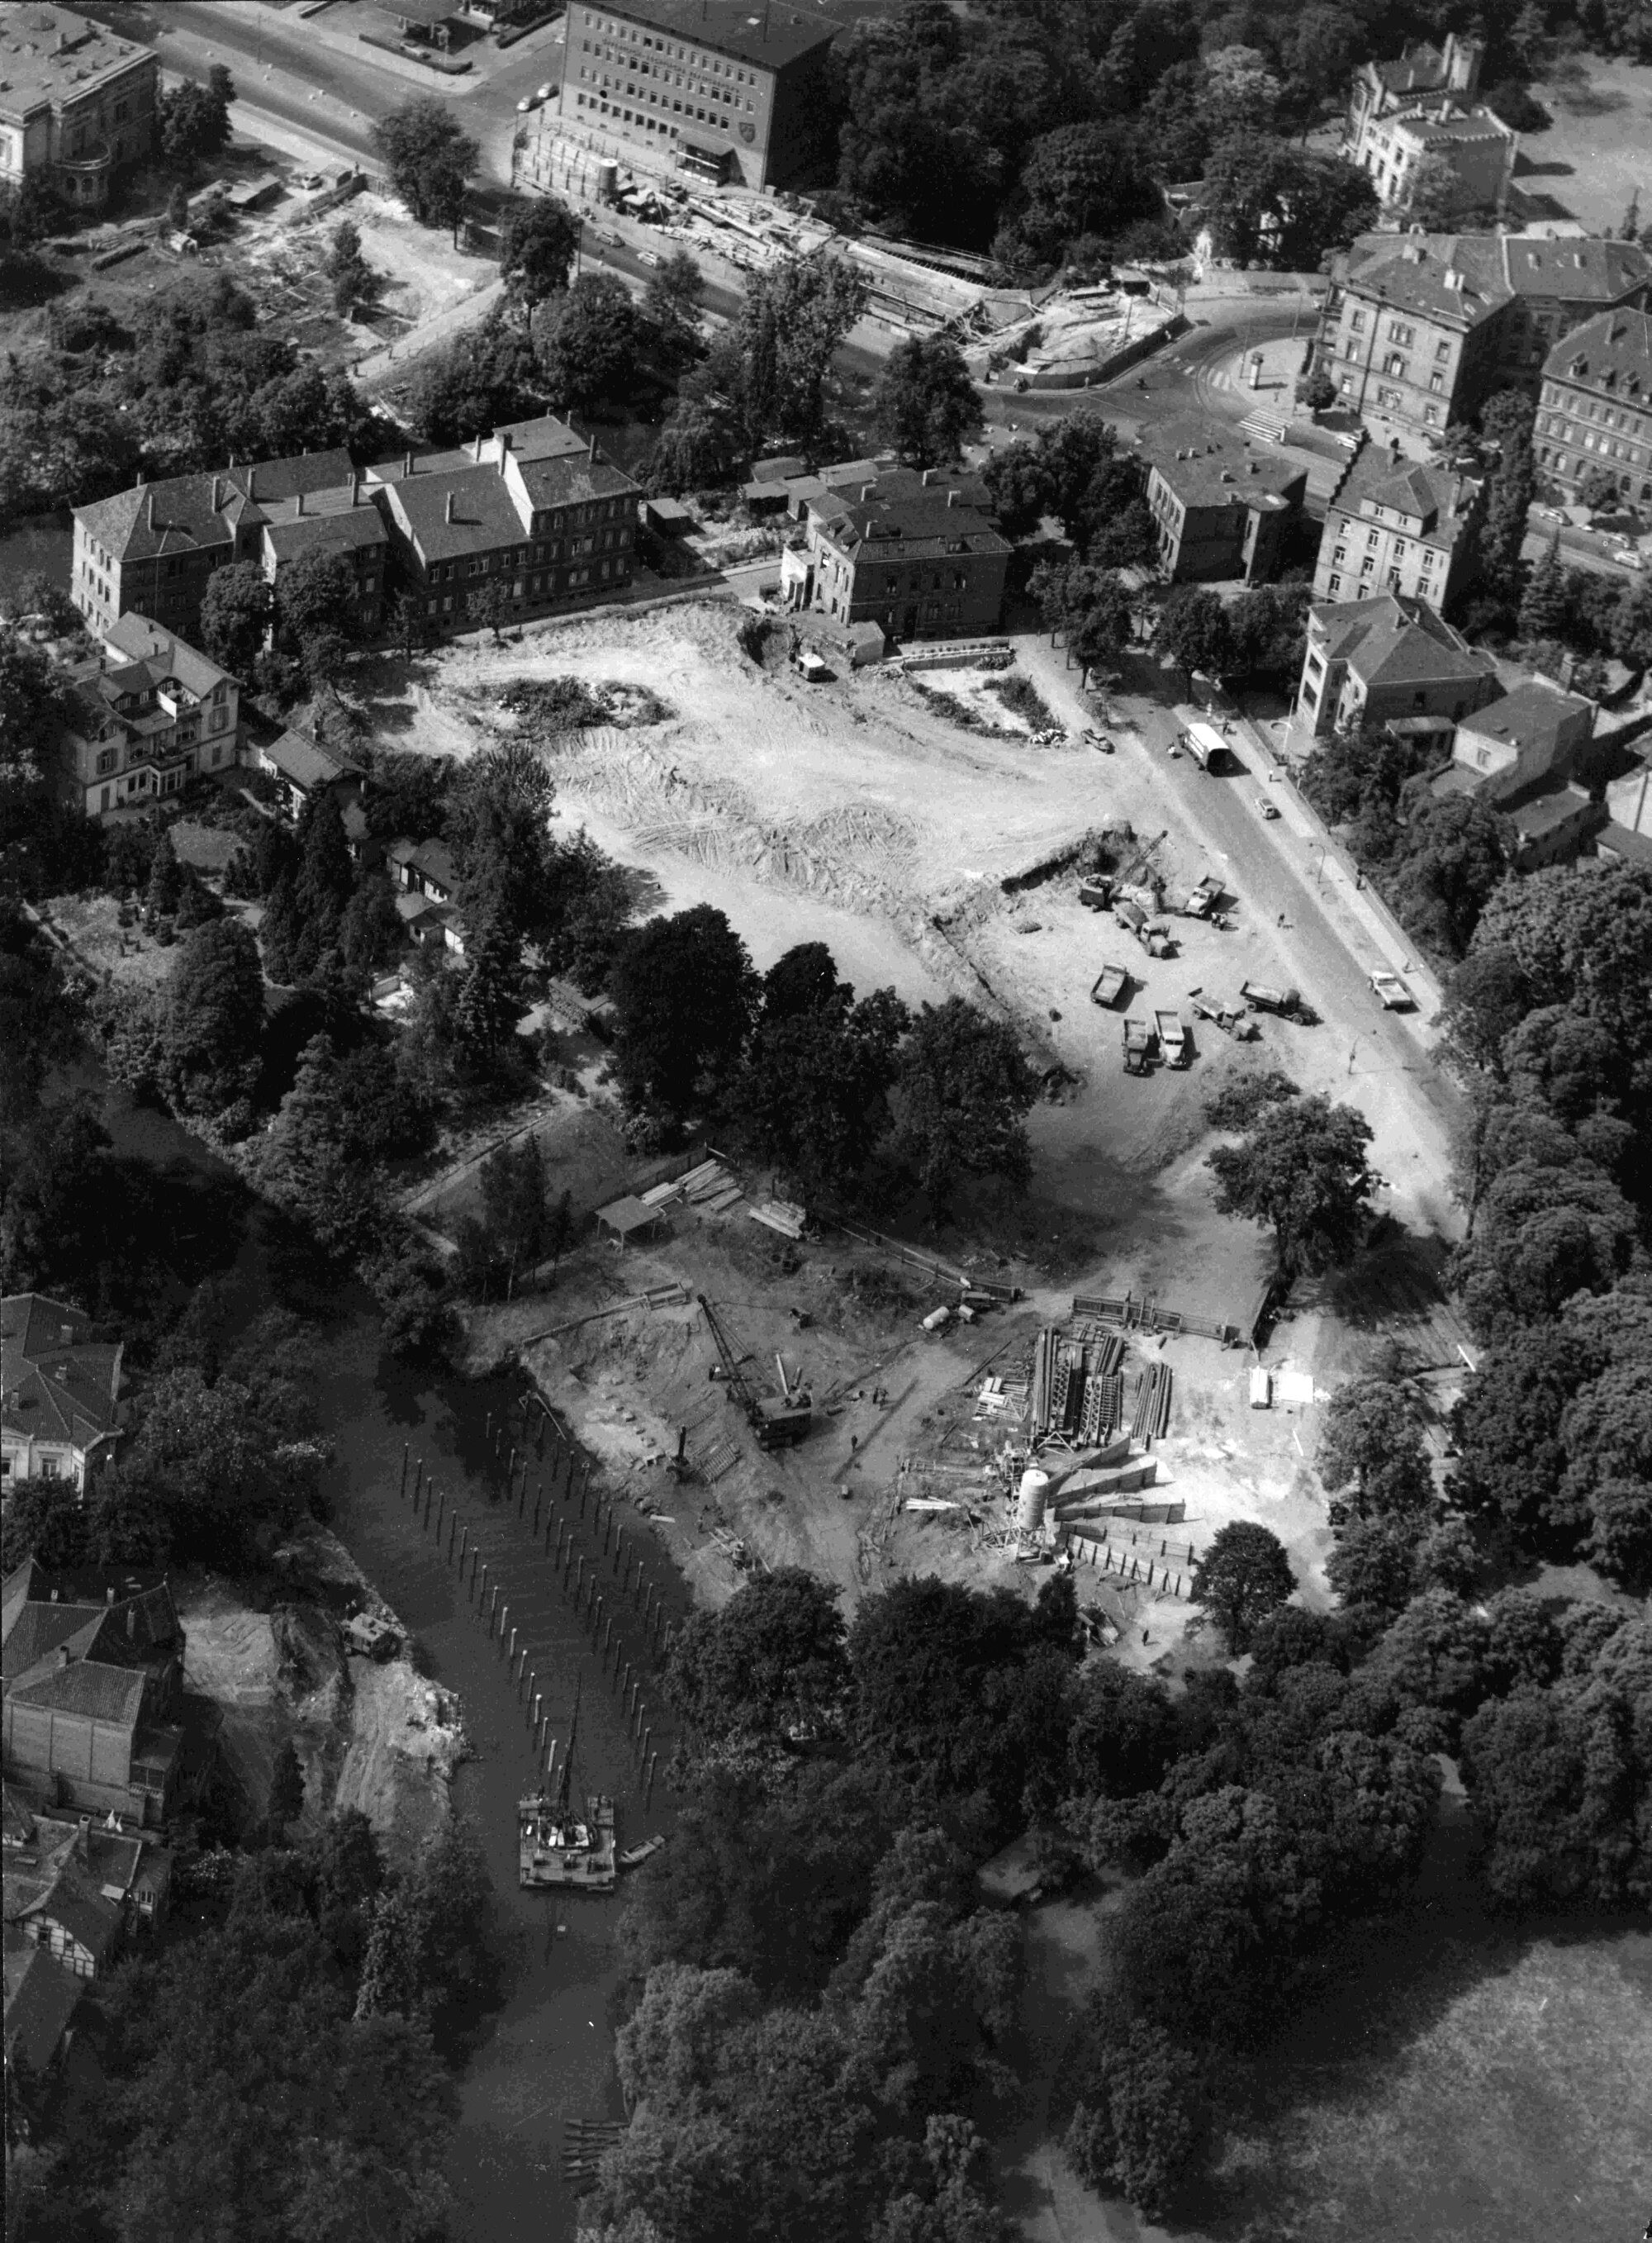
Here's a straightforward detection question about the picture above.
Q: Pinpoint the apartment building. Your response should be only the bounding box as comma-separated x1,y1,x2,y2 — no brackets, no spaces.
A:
556,0,842,189
784,473,1010,642
1,1295,122,1492
1298,593,1498,739
71,450,363,642
0,4,157,210
367,415,640,627
60,612,240,816
1535,308,1652,506
1313,444,1486,615
1343,37,1513,225
1433,677,1607,867
1317,231,1652,457
1141,421,1305,585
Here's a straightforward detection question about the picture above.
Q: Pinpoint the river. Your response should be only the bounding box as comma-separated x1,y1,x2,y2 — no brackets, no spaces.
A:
96,1077,688,2243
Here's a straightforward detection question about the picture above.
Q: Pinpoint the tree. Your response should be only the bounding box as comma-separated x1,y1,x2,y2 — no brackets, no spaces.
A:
538,270,638,416
1156,584,1232,686
1208,1093,1375,1276
665,1568,848,1757
981,440,1048,539
1,568,80,638
1201,137,1379,271
738,948,909,1199
1518,533,1568,641
1190,1522,1295,1651
643,247,706,374
1479,387,1537,607
373,99,478,238
608,905,758,1122
451,911,528,1068
1401,150,1466,230
499,196,580,330
0,622,68,783
326,218,377,318
164,915,265,1115
275,547,359,673
465,578,510,644
1069,576,1132,686
158,70,235,177
198,560,273,677
268,1738,306,1832
390,588,428,664
1317,1379,1435,1523
873,336,984,469
250,1034,382,1257
146,829,183,923
1014,122,1160,258
648,399,738,496
722,254,869,454
1064,2003,1208,2222
895,999,1037,1214
409,311,539,444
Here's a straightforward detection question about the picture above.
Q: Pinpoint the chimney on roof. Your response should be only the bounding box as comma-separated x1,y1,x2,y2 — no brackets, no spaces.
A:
127,1604,135,1640
145,491,154,529
247,464,257,500
472,435,482,462
404,451,414,477
296,490,304,517
212,476,222,509
445,492,455,525
861,482,876,501
947,488,958,506
351,472,360,506
57,1646,71,1668
588,431,597,463
107,1585,116,1604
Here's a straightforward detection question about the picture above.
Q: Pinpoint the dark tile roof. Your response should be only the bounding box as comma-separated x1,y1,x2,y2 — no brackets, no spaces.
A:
2,1561,178,1687
385,464,529,563
75,450,355,566
1308,592,1493,688
8,1658,146,1727
1457,679,1593,754
2,1936,82,2075
102,615,233,698
1545,307,1652,393
510,452,641,513
0,4,152,120
259,730,363,792
817,492,1009,561
261,497,387,563
1141,419,1306,510
2,1293,122,1452
577,0,843,74
1332,448,1481,548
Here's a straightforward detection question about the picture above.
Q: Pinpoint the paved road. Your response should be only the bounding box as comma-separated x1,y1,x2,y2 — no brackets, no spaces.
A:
983,305,1315,441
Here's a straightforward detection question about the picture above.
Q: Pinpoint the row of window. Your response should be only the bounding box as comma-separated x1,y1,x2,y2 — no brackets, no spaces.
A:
1538,449,1652,500
579,12,768,86
423,559,624,614
1346,309,1452,361
580,42,762,111
577,82,732,131
1539,397,1650,441
422,530,623,582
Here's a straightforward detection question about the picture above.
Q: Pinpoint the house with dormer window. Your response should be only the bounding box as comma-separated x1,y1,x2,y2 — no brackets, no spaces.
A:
1312,444,1487,616
55,615,241,819
1,1296,123,1492
1535,308,1652,506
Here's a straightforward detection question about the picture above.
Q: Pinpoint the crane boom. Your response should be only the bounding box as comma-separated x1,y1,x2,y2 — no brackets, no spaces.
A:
695,1295,814,1452
696,1293,764,1423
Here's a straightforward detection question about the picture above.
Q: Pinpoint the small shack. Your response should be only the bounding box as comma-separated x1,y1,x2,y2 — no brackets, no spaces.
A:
596,1195,670,1248
845,620,885,668
643,495,694,537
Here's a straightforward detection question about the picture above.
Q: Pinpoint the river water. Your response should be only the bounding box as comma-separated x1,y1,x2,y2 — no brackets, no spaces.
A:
95,1080,686,2242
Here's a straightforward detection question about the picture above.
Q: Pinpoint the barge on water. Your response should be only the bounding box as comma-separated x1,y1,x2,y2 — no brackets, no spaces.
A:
519,1684,617,1890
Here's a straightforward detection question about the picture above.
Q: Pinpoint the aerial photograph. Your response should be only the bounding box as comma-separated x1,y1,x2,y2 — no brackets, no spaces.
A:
2,0,1650,2237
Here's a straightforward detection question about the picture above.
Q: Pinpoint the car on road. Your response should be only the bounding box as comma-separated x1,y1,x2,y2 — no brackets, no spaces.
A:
1531,504,1566,524
1255,795,1279,819
1370,970,1412,1010
536,82,555,102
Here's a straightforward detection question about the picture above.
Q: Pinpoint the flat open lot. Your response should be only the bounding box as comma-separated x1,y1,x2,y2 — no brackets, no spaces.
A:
1515,55,1652,233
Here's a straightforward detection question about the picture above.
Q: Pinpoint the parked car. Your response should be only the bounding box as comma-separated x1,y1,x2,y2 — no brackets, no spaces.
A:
1255,795,1279,820
1370,969,1412,1010
536,82,555,102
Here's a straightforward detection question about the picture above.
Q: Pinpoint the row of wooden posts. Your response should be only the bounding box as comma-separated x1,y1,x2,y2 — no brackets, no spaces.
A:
399,1396,667,1809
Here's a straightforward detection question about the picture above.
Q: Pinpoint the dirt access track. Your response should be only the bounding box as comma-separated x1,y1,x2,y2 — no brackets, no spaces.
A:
378,596,1459,1265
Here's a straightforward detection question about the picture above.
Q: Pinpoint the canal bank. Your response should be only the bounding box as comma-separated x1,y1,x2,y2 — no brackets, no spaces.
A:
93,1074,691,2243
319,1335,691,2243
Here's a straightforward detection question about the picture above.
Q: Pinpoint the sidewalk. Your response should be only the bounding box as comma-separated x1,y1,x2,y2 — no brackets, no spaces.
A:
350,274,506,384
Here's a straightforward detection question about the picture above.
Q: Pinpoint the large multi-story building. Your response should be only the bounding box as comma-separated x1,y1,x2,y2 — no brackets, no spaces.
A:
1317,231,1652,458
1297,593,1499,739
1313,444,1486,615
783,470,1010,643
1140,422,1306,585
555,0,842,189
368,416,640,629
70,450,376,643
1,1295,122,1492
0,4,157,211
57,614,240,817
1535,308,1652,507
1342,36,1514,226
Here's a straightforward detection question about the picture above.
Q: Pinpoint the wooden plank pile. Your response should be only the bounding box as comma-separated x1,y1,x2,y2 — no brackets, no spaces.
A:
1130,1360,1174,1443
749,1197,806,1241
640,1157,746,1217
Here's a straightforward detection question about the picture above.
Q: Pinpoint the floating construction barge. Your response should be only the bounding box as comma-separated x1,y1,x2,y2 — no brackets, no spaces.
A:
519,1684,617,1891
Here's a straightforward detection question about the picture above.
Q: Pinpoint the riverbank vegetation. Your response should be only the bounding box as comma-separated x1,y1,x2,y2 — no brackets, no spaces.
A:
588,1556,1650,2237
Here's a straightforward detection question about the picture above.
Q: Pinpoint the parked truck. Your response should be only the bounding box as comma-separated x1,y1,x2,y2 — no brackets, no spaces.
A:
1155,1009,1189,1067
1240,978,1305,1020
1122,1017,1154,1074
1090,962,1130,1008
1078,876,1113,912
1189,990,1258,1040
1179,720,1228,772
1179,874,1224,920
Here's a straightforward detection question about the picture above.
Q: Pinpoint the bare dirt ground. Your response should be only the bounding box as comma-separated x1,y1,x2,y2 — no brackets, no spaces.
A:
178,1529,462,1856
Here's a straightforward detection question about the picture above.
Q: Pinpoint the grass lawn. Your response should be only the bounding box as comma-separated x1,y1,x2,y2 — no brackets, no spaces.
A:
1215,1927,1652,2242
1513,55,1652,235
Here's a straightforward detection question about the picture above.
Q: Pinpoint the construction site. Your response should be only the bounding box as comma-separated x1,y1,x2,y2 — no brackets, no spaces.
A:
377,592,1468,1673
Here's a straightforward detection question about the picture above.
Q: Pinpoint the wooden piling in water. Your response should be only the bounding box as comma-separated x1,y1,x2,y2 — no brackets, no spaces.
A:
458,1523,468,1567
423,1482,432,1529
645,1751,657,1807
435,1491,445,1537
532,1488,541,1535
508,1624,517,1664
413,1459,425,1508
400,1445,409,1498
641,1723,652,1766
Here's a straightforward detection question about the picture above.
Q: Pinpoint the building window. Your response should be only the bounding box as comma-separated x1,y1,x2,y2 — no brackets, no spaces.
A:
1328,573,1341,593
1435,339,1450,360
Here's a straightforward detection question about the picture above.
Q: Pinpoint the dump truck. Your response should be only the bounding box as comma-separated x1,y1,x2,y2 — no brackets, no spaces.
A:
1155,1009,1189,1067
1122,1017,1154,1074
1113,897,1147,939
1142,921,1175,958
1180,720,1228,772
1241,978,1303,1019
1090,961,1129,1008
1179,874,1223,919
1078,876,1113,912
1189,991,1258,1040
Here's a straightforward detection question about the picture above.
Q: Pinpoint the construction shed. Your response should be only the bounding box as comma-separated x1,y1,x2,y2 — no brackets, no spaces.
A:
643,496,694,536
846,620,886,668
596,1195,670,1247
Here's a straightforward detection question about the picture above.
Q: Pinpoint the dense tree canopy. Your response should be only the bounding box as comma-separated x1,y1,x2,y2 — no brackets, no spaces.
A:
1208,1093,1375,1276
